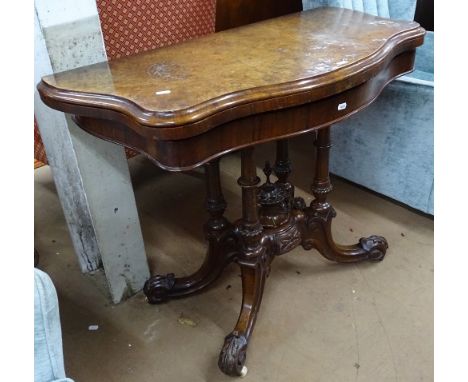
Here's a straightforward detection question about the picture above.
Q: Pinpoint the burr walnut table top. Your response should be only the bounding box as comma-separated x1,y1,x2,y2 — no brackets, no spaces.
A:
38,7,424,170
39,8,424,127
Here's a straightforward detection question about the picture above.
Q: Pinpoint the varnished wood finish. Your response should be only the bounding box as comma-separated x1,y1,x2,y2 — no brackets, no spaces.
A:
37,6,424,377
302,127,388,262
142,137,389,375
143,159,237,302
38,8,424,141
69,47,417,171
274,140,291,184
142,161,388,372
215,0,302,31
218,148,267,376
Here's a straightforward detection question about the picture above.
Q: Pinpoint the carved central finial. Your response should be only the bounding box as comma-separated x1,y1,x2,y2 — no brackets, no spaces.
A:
263,161,272,183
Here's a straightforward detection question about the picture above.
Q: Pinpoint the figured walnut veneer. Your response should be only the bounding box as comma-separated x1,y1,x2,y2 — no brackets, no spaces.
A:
39,8,423,153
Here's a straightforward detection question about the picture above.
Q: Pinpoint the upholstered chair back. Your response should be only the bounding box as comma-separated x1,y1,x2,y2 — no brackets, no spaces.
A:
34,117,48,167
302,0,418,20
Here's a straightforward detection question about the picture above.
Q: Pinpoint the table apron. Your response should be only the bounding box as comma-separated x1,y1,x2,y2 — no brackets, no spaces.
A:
74,50,415,171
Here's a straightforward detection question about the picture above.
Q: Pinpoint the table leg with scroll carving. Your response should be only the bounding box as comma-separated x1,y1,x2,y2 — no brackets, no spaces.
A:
218,147,268,377
301,126,388,262
144,159,237,303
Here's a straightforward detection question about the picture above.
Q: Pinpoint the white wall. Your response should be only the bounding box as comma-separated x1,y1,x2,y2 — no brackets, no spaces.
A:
35,0,99,28
34,0,149,303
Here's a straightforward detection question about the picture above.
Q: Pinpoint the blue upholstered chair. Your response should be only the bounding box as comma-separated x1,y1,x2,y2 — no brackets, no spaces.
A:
35,268,74,382
303,0,434,214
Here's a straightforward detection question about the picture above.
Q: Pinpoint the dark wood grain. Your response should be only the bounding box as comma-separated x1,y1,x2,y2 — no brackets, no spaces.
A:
38,8,424,136
72,48,416,171
36,6,424,377
215,0,302,31
143,159,237,303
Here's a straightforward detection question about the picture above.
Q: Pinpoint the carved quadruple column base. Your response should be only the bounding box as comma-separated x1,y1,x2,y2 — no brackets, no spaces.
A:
144,133,389,377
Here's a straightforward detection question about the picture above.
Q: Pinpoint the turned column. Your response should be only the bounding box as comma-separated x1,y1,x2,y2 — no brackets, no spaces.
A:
301,126,388,262
273,139,306,210
274,139,291,184
311,127,333,213
238,147,263,252
204,159,229,238
143,159,236,303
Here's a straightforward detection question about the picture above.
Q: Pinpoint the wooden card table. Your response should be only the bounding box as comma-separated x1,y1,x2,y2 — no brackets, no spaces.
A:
38,7,425,377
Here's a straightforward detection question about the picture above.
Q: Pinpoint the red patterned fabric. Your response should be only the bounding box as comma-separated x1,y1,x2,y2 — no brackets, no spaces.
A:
96,0,216,60
34,116,48,167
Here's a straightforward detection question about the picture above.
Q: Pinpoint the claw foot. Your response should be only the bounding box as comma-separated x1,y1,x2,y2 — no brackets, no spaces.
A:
218,332,248,377
359,235,388,261
143,273,176,304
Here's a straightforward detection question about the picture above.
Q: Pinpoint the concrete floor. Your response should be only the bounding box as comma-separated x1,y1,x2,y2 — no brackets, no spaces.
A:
35,136,433,382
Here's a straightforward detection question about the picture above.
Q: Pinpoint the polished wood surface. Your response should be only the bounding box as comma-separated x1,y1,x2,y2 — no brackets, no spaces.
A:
38,7,424,132
215,0,302,31
71,48,416,171
37,6,425,377
143,132,388,376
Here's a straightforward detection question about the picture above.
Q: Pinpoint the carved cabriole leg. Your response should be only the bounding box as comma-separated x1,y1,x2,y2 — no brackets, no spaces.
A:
302,126,388,262
218,147,268,377
143,159,237,303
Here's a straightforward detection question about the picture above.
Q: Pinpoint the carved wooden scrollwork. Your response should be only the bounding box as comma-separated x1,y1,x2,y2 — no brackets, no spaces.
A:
359,235,389,261
142,138,389,376
143,273,176,304
218,332,248,377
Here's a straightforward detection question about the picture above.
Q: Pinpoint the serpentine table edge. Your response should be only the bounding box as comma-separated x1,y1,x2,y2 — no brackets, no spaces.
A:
37,6,425,377
38,7,425,171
